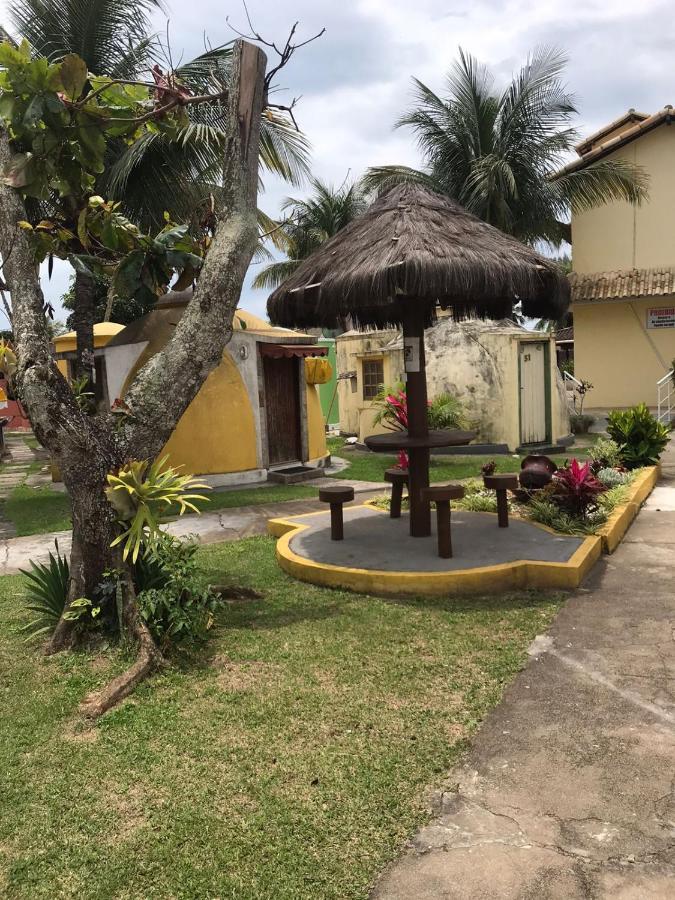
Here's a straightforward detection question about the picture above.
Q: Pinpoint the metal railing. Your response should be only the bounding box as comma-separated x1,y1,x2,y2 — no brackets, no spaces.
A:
563,370,583,413
657,370,674,424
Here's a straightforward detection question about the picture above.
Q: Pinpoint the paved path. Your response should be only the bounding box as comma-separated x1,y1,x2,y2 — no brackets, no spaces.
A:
0,480,382,575
373,443,675,899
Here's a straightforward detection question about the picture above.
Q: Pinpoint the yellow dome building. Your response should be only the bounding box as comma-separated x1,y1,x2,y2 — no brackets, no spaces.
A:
102,291,330,485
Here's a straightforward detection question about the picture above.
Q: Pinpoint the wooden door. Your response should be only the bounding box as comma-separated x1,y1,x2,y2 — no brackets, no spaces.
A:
519,342,548,445
263,356,302,465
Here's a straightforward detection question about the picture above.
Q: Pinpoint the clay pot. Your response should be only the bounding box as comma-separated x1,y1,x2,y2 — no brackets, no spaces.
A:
519,454,557,490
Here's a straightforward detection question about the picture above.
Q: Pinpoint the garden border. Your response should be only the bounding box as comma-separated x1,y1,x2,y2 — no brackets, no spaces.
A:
268,507,601,597
595,465,659,554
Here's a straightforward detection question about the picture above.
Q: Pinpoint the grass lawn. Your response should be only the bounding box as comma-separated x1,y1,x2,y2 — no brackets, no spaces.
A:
0,537,563,899
0,483,318,538
328,437,588,484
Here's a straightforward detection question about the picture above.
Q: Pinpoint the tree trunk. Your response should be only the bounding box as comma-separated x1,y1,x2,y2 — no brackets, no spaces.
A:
72,270,96,382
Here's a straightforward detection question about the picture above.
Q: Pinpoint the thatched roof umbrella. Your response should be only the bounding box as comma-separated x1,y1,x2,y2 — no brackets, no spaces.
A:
268,184,569,538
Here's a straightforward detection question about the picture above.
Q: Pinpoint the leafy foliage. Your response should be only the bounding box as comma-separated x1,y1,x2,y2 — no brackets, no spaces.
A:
606,404,671,468
588,438,623,470
551,458,606,517
596,467,630,488
427,392,469,430
19,540,69,638
525,495,599,536
362,47,648,244
136,535,219,649
106,457,210,562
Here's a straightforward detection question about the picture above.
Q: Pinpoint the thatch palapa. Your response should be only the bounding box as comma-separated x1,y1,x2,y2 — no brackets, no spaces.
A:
267,184,569,330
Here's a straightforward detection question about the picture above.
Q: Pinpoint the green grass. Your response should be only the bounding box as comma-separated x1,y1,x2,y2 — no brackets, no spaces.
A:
3,485,72,536
0,537,564,899
328,437,586,484
203,483,318,511
1,483,318,538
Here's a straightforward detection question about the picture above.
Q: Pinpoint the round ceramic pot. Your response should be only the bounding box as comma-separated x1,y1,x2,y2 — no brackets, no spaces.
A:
519,454,557,490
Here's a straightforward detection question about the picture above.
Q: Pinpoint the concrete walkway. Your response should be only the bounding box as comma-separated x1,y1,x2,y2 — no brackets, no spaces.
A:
0,480,382,575
373,443,675,899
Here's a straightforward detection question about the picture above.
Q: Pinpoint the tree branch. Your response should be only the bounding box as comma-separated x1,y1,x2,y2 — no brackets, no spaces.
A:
123,39,267,458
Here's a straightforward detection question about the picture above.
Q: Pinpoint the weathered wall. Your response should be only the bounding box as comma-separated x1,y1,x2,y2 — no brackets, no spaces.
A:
574,298,675,407
336,320,568,449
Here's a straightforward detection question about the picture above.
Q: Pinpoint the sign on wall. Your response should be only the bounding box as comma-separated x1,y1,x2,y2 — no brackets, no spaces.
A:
647,307,675,329
403,337,421,372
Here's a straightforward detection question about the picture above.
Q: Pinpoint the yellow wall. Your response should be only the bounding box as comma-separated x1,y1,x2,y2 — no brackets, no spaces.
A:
574,298,675,407
572,125,675,273
53,323,125,354
336,331,402,440
160,351,258,476
305,381,328,461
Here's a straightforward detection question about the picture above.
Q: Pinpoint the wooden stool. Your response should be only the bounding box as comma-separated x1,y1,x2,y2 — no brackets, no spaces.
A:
421,484,465,558
384,467,409,518
483,473,519,528
319,485,355,540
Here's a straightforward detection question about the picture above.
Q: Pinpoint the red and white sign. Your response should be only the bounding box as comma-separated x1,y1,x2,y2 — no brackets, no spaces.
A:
647,306,675,329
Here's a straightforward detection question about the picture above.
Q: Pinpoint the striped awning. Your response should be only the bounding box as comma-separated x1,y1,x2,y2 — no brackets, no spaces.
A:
570,268,675,302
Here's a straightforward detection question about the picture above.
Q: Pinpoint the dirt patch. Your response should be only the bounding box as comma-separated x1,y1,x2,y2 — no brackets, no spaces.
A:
62,722,100,744
211,655,282,692
102,783,166,845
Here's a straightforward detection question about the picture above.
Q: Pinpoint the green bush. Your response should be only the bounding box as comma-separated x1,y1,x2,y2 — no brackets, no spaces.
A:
427,392,469,430
136,536,219,650
526,497,601,535
596,467,629,487
20,541,69,639
606,404,670,468
588,438,622,470
456,491,497,513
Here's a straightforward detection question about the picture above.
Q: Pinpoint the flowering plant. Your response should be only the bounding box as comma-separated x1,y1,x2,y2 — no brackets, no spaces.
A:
551,458,606,517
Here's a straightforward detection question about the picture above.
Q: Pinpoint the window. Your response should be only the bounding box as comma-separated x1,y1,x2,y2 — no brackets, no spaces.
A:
362,358,384,401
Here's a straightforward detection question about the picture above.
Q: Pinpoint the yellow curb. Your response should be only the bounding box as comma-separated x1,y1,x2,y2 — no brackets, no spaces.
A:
269,505,602,598
596,466,659,554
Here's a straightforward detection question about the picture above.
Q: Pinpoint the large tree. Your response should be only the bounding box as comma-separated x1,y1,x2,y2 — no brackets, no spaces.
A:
0,36,284,715
252,178,366,289
362,47,648,245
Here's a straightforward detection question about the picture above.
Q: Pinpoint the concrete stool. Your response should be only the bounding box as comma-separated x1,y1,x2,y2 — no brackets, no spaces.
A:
384,467,409,518
421,484,465,559
319,485,355,541
483,473,519,527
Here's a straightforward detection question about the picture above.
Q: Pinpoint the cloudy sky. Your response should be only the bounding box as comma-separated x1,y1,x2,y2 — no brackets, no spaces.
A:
1,0,673,325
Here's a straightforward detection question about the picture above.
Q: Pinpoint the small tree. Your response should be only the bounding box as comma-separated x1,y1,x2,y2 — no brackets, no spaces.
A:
0,34,308,715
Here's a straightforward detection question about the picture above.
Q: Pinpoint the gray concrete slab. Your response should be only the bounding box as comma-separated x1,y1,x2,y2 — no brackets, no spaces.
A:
287,507,583,572
371,440,675,899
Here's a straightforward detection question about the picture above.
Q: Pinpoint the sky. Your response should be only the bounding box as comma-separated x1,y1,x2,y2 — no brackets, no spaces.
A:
1,0,674,326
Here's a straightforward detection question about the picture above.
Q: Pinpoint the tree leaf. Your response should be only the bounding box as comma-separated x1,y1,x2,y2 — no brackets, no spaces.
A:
59,54,88,101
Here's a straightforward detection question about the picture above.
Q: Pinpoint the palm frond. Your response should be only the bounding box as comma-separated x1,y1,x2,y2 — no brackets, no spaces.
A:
360,165,437,198
8,0,163,77
552,158,649,212
251,259,301,290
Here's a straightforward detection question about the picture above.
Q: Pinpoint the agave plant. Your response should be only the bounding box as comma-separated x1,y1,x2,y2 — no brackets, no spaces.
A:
106,457,210,562
20,540,70,638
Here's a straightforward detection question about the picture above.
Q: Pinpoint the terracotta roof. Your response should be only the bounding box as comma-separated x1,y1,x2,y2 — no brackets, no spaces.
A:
557,106,675,176
554,325,574,342
575,109,649,155
570,268,675,302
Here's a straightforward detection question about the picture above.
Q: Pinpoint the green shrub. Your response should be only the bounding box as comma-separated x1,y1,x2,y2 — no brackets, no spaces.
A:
456,491,498,513
526,497,601,535
597,484,628,514
606,404,670,468
20,541,69,639
136,536,219,650
427,392,469,430
588,438,622,470
596,467,629,487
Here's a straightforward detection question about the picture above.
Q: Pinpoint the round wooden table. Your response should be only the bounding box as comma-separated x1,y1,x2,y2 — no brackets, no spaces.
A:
364,429,477,536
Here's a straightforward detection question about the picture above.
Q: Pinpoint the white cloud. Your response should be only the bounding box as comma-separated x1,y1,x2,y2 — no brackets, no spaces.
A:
0,0,672,320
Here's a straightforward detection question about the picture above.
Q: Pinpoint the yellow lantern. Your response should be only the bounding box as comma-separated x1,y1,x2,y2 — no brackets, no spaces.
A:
305,356,332,385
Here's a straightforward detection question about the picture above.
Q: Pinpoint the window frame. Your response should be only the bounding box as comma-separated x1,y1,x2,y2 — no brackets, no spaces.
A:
361,357,385,401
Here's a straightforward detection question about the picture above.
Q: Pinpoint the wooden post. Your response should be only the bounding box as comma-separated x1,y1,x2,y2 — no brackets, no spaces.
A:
436,500,452,558
329,502,344,540
402,306,431,537
496,489,509,528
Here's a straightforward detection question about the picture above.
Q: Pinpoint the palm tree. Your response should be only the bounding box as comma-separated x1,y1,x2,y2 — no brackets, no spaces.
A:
252,179,367,290
362,47,647,245
7,0,310,231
